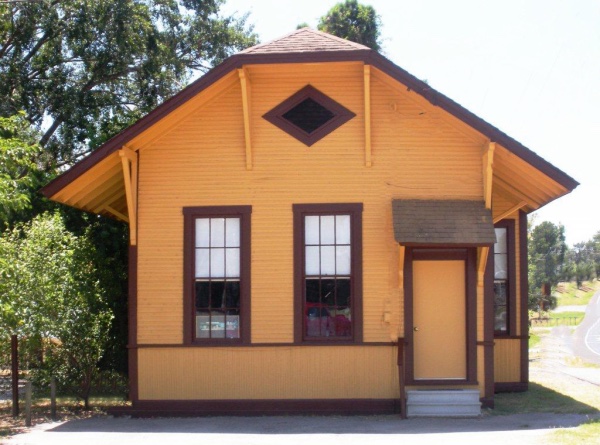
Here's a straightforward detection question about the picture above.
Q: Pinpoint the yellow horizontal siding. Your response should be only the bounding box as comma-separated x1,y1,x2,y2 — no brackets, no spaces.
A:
137,62,484,346
138,346,399,400
494,338,521,382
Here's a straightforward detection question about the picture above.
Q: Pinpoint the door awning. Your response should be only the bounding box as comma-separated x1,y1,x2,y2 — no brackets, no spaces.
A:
392,200,496,246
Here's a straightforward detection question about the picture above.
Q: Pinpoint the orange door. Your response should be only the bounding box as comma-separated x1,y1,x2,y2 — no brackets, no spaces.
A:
413,259,466,380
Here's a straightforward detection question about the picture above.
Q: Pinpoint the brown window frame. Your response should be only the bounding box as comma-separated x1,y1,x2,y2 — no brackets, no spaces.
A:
493,219,517,337
183,206,251,345
263,85,356,147
293,203,363,344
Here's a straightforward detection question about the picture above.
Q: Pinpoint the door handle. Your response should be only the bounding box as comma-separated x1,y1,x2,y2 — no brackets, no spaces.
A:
414,327,419,331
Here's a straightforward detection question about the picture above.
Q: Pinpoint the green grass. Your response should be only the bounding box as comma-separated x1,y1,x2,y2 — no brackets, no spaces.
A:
549,419,600,445
555,280,600,306
492,382,599,415
529,333,541,349
551,311,586,318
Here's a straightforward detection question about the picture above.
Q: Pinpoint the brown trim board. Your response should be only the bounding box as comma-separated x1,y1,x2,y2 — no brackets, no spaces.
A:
41,48,578,201
403,248,477,386
483,247,495,406
127,245,139,402
109,398,401,417
519,211,529,387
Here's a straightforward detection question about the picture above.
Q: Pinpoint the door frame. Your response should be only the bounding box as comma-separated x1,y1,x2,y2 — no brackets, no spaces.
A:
404,247,477,385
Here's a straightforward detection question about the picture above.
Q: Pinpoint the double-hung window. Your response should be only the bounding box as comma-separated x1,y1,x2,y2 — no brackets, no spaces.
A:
493,220,515,335
183,206,251,344
293,203,363,343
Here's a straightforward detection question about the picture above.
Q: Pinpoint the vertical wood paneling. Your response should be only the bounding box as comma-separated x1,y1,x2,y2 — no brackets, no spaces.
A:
136,62,485,349
494,339,521,382
138,346,399,400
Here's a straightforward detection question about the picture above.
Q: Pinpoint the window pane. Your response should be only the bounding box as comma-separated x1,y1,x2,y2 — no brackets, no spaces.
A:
225,218,240,247
335,279,351,307
195,249,210,278
195,281,210,309
494,305,507,332
306,246,320,275
226,309,240,338
211,248,225,277
196,219,210,247
495,253,507,279
321,279,336,305
494,228,507,254
211,312,226,338
210,218,225,247
306,279,320,303
196,312,210,338
320,246,336,275
224,281,241,309
211,281,225,309
329,312,351,337
320,216,335,245
225,248,240,278
305,216,320,245
336,246,351,275
335,215,350,244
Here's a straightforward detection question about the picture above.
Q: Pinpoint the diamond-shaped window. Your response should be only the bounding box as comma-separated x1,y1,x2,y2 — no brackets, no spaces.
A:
263,85,356,147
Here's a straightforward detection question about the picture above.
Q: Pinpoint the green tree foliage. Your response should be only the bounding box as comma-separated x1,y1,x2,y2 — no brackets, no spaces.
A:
0,113,43,225
0,0,257,166
0,213,112,408
591,231,600,279
317,0,382,51
528,221,567,311
563,241,594,288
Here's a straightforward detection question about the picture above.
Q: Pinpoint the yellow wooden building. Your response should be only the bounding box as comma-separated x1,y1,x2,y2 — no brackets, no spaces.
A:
42,28,578,417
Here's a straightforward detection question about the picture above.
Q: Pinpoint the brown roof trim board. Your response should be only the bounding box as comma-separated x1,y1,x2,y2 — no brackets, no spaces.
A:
41,30,578,199
392,200,496,246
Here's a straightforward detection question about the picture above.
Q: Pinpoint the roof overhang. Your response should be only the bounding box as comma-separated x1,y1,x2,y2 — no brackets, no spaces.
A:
40,45,579,217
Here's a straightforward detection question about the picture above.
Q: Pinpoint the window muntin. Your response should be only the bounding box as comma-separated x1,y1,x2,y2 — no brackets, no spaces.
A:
183,206,251,344
294,204,363,342
493,225,510,334
195,217,241,339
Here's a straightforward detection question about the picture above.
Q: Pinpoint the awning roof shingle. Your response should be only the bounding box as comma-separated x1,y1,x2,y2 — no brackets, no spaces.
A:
392,200,496,246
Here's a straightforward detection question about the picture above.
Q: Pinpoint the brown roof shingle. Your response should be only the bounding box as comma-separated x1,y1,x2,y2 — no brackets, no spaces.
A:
392,200,496,246
240,27,370,54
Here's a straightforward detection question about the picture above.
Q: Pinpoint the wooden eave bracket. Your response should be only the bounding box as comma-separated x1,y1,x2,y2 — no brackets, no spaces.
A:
364,65,372,167
477,246,489,288
483,142,495,209
238,68,253,170
397,244,406,338
493,201,527,223
119,146,138,245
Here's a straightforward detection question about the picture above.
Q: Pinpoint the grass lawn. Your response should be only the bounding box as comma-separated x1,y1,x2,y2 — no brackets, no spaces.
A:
555,280,600,307
550,419,600,445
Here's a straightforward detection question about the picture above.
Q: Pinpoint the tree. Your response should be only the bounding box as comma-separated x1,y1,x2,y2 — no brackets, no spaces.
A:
564,242,594,288
317,0,382,51
0,113,43,226
528,221,567,312
0,213,112,408
590,231,600,280
0,0,257,167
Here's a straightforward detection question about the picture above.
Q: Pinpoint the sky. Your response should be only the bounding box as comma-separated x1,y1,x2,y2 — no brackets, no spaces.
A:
221,0,600,245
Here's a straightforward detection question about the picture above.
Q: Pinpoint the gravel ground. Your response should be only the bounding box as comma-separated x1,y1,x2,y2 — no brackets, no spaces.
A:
2,412,596,445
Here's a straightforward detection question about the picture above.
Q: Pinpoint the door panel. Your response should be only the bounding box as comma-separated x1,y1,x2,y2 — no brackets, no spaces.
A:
413,260,466,380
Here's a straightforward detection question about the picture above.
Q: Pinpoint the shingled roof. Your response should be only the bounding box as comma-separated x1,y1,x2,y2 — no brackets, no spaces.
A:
392,200,496,246
240,27,370,54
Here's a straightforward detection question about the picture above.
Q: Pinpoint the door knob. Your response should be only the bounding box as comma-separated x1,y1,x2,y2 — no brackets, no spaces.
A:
414,327,419,331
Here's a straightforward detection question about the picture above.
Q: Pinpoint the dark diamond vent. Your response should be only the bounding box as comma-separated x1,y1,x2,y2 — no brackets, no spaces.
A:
263,85,356,147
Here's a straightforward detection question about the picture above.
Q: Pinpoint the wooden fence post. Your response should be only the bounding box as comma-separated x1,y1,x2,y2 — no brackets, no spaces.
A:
50,377,57,421
25,381,32,427
11,334,19,418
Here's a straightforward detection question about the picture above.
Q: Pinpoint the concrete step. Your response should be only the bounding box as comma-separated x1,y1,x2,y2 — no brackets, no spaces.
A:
406,389,481,417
